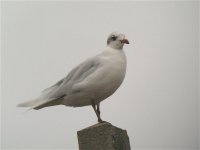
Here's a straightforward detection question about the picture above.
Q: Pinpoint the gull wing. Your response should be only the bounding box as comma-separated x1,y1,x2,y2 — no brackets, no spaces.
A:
41,56,101,99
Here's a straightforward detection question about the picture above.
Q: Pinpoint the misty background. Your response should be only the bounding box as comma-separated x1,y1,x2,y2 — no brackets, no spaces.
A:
1,1,199,150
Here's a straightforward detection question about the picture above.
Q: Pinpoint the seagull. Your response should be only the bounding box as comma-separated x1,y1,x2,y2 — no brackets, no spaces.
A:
17,32,129,123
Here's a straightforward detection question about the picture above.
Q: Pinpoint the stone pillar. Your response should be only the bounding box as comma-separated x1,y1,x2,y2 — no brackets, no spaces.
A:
77,122,131,150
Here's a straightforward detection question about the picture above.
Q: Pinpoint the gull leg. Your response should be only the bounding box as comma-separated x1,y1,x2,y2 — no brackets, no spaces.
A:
91,101,103,123
97,103,100,115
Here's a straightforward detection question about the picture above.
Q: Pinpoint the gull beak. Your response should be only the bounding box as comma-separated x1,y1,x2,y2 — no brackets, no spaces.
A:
120,38,129,44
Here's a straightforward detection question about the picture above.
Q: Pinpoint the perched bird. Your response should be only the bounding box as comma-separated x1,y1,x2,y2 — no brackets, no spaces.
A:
17,32,129,123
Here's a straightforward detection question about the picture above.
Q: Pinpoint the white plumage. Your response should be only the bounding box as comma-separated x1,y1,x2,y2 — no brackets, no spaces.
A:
17,32,129,122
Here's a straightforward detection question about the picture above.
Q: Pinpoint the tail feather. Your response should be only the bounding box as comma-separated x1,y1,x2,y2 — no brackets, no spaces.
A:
17,97,55,109
17,98,40,107
33,98,63,110
17,96,63,110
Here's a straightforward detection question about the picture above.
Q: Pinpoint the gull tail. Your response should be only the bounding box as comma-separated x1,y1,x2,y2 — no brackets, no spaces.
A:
17,96,64,110
17,98,41,107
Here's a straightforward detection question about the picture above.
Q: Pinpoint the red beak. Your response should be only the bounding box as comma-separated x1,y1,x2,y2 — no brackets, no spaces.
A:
120,39,129,44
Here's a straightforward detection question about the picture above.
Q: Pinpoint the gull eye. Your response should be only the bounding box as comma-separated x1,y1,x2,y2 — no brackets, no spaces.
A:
111,36,117,41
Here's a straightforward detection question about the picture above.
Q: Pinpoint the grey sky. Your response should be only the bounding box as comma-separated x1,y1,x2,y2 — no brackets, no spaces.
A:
1,1,199,150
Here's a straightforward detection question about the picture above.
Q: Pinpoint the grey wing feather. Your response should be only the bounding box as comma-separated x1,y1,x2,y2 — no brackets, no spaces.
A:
42,78,64,94
41,56,100,99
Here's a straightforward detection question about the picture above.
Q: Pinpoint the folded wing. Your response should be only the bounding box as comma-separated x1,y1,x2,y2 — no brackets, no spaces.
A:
17,56,101,109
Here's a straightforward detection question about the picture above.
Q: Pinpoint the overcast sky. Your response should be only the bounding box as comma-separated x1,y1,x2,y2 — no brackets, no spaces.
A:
1,1,199,150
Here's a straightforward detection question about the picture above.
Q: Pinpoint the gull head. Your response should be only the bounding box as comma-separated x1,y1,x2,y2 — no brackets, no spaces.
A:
107,32,129,50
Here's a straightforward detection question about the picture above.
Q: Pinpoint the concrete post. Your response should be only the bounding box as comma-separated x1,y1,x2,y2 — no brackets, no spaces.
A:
77,122,131,150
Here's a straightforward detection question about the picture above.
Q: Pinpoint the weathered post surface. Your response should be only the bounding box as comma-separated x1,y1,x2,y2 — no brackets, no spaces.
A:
77,122,131,150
